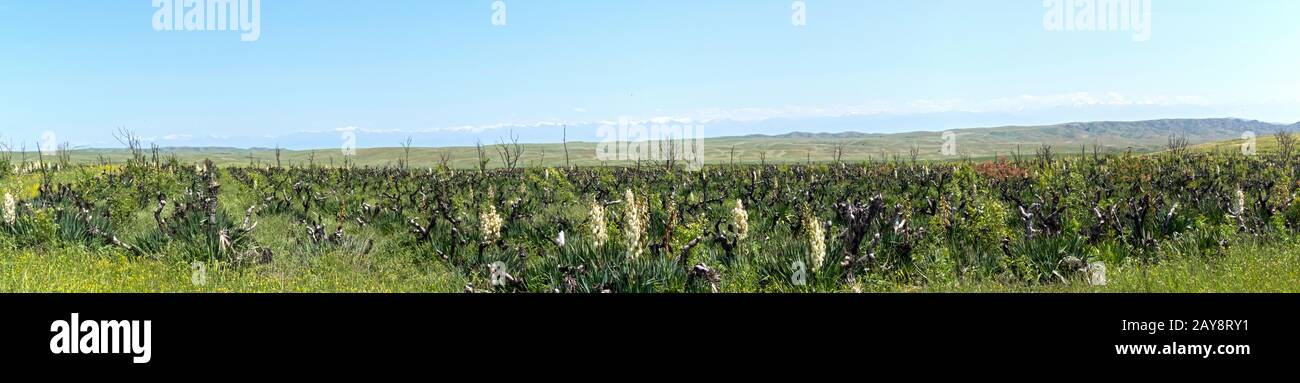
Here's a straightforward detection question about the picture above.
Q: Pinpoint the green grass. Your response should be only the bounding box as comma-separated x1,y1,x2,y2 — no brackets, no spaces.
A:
3,236,1294,293
926,240,1300,293
0,247,460,292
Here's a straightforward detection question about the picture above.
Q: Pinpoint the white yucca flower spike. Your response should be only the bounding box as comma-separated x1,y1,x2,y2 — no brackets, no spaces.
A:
1235,189,1246,215
588,200,607,247
805,214,826,270
479,204,503,244
2,192,15,225
623,189,646,260
732,199,749,240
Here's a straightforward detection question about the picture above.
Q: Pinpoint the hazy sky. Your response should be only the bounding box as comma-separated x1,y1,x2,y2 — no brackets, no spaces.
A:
2,0,1299,148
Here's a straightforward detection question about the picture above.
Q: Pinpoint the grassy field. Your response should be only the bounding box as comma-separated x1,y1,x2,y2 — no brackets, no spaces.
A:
3,234,1295,293
8,137,1040,170
9,118,1292,169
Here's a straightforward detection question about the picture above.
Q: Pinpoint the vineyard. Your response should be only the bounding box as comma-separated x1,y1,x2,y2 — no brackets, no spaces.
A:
2,140,1300,292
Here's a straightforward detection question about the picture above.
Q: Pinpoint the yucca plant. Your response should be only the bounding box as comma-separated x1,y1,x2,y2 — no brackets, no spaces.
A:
1001,235,1085,284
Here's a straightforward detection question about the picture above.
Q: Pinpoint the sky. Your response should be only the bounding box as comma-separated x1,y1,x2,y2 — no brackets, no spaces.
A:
1,0,1299,149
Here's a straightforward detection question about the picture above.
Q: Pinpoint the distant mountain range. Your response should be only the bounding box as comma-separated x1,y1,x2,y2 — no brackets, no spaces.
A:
768,118,1295,140
58,102,1290,150
735,118,1297,157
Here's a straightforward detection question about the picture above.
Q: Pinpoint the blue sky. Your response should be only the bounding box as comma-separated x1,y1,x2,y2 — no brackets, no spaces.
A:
1,0,1299,149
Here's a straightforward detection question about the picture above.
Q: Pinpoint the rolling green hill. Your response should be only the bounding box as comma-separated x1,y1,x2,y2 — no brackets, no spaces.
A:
7,118,1294,168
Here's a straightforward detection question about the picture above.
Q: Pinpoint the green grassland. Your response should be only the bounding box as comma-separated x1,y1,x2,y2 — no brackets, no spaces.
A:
0,131,1211,171
3,236,1296,293
14,118,1292,169
6,137,1031,170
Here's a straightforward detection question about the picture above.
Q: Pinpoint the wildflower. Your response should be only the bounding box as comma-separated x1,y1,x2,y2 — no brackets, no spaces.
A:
588,200,607,247
731,199,749,240
555,230,566,248
479,204,503,244
2,192,15,225
804,213,826,270
623,189,647,260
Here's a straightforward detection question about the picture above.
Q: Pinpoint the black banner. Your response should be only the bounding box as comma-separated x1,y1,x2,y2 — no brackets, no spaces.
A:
1,294,1292,371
